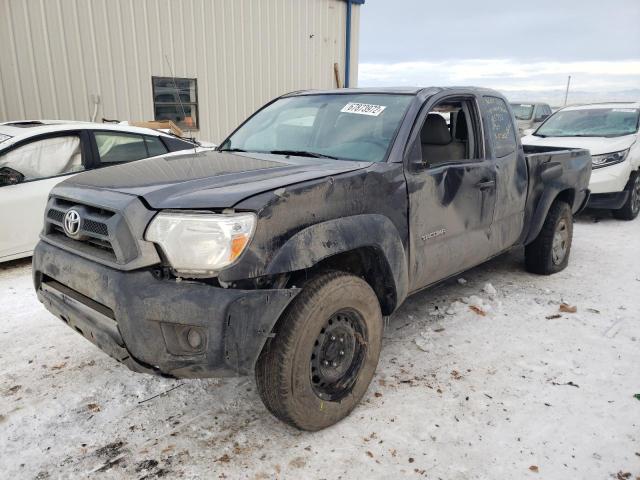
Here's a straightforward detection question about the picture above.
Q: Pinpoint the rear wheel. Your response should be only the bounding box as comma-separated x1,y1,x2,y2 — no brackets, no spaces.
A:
612,171,640,220
525,200,573,275
255,271,383,431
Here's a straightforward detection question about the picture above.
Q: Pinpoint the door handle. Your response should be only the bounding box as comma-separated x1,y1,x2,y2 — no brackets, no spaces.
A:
476,180,495,190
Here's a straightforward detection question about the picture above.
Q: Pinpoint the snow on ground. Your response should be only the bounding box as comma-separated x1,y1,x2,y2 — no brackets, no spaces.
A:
1,211,639,480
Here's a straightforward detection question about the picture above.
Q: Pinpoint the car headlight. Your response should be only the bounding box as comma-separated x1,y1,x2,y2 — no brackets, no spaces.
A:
145,211,256,277
591,149,629,169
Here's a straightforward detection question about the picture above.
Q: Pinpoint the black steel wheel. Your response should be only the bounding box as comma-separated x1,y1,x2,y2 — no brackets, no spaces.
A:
255,272,383,431
310,309,367,401
525,200,573,275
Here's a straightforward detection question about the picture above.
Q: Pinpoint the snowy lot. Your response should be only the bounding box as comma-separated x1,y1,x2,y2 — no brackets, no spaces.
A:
1,211,639,480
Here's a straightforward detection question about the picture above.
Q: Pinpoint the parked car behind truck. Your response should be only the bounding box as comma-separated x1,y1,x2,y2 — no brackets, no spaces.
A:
33,87,591,430
0,121,203,262
523,102,640,220
510,102,552,136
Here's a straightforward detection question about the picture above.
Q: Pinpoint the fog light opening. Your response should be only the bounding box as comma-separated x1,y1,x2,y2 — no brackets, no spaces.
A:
187,328,203,349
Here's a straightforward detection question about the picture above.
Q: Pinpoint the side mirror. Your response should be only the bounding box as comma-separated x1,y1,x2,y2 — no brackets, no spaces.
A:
0,166,25,186
536,114,549,122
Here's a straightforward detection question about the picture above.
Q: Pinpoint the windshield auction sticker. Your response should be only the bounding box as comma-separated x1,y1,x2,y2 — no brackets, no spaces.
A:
341,102,386,116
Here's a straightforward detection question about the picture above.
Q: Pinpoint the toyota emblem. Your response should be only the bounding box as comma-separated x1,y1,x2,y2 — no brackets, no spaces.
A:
63,209,81,237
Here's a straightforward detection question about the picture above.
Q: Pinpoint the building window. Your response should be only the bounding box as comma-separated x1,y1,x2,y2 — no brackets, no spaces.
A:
152,77,199,130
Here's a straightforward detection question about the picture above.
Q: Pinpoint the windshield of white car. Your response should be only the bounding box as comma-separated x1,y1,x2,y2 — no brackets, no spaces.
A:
510,104,534,121
219,94,414,162
535,108,640,137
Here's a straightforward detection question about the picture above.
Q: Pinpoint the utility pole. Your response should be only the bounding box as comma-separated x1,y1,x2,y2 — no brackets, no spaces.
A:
564,75,571,106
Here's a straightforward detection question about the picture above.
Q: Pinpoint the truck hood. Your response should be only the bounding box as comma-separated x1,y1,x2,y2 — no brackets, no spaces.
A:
63,150,371,209
521,134,637,155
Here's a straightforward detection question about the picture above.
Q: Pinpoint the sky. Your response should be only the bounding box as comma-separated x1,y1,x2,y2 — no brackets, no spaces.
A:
357,0,640,105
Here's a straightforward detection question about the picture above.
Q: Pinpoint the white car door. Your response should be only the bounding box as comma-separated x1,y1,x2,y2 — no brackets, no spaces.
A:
0,134,87,261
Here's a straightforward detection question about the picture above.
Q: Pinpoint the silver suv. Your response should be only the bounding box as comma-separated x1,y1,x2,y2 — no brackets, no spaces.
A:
510,102,553,136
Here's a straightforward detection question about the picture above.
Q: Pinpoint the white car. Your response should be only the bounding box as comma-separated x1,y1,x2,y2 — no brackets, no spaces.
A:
0,120,203,262
523,102,640,220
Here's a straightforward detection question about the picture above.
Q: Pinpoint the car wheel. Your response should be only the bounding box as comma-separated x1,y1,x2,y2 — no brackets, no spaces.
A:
612,171,640,220
525,200,573,275
255,271,383,431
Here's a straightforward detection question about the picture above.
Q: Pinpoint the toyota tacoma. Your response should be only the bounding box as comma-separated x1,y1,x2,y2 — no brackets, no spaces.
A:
33,87,591,430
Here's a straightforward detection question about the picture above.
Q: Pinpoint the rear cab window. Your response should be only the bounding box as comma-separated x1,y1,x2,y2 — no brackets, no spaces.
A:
482,96,517,158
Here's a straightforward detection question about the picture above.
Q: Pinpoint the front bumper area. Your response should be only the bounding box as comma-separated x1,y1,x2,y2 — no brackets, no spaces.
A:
587,191,629,210
33,241,299,378
589,161,631,194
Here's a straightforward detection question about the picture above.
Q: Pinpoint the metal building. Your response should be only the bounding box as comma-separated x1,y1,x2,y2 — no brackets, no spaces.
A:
0,0,363,142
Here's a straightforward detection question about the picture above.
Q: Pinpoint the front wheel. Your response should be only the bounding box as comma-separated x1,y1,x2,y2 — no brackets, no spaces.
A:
612,171,640,220
525,200,573,275
255,271,383,431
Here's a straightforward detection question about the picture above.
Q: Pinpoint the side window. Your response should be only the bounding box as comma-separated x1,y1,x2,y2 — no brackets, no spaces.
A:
482,96,516,158
418,98,480,167
144,135,169,157
94,132,148,164
536,105,551,121
0,135,83,182
162,136,197,152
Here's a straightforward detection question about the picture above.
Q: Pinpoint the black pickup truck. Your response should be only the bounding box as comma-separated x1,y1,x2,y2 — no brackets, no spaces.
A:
33,87,591,430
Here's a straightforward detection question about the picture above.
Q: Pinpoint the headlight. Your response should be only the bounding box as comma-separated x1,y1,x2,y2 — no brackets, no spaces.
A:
145,212,256,277
591,149,629,169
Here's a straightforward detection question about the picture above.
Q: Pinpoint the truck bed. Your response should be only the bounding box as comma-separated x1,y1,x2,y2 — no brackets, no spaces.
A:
521,145,592,245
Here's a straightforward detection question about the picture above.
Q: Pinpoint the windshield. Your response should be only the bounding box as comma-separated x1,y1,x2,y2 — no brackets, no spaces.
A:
219,94,413,162
535,108,640,137
510,104,534,121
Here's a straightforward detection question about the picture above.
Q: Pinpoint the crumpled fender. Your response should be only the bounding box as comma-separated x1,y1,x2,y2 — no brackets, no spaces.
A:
265,214,409,308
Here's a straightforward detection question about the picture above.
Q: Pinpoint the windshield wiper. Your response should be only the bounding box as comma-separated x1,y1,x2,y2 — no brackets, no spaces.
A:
533,133,547,137
268,150,339,160
218,147,249,153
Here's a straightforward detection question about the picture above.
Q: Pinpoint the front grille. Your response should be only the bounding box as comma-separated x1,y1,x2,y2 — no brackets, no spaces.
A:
83,218,109,236
44,198,122,263
50,226,117,262
47,209,64,223
41,192,160,270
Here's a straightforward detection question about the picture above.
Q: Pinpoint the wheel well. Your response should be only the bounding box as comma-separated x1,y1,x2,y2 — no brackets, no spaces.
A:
555,188,575,207
286,247,397,315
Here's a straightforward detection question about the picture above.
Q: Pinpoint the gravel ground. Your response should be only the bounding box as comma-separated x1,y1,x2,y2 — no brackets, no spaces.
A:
1,211,639,480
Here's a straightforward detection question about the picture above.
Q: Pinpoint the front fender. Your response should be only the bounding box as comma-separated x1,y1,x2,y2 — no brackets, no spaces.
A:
265,214,409,306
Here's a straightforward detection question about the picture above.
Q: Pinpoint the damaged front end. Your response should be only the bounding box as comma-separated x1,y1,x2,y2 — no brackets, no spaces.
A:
33,241,299,378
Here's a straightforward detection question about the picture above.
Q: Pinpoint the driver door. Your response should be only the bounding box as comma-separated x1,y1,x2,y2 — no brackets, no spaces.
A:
404,94,497,291
0,132,91,261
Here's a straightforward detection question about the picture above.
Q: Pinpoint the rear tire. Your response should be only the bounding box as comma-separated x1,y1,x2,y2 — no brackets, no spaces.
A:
525,200,573,275
612,171,640,220
255,271,383,431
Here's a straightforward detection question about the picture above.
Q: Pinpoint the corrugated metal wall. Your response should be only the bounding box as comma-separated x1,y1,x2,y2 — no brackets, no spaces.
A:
0,0,361,142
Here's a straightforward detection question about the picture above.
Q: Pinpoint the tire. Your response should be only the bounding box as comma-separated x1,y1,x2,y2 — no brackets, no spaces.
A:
255,271,383,431
525,200,573,275
612,171,640,220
